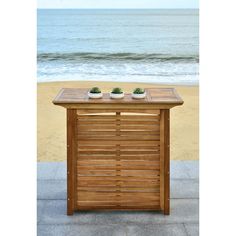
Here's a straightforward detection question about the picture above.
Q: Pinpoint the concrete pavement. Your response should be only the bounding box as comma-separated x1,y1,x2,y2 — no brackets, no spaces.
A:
37,161,199,236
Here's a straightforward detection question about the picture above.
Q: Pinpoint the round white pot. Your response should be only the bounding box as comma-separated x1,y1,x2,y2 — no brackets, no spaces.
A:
88,92,103,99
110,92,124,99
132,92,146,99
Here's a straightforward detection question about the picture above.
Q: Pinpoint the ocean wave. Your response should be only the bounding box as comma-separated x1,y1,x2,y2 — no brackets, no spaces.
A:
37,52,199,63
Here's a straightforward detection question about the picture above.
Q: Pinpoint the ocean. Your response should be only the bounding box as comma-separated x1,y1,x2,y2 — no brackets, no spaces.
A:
37,9,199,85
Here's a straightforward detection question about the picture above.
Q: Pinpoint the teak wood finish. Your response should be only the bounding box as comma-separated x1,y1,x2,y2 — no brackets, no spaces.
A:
53,88,183,215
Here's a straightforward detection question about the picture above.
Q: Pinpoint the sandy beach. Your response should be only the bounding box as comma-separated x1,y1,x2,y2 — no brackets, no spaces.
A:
37,81,198,162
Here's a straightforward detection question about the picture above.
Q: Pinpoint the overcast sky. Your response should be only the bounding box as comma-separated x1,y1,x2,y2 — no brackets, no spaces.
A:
38,0,199,9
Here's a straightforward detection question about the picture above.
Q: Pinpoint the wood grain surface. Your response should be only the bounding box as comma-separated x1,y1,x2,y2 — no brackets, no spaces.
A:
53,88,183,105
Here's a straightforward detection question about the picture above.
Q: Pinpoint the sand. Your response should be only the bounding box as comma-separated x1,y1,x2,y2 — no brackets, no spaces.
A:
37,81,198,162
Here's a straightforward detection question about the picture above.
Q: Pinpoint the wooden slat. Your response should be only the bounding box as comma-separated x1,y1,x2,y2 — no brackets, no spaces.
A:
78,150,117,155
77,186,160,192
77,154,160,160
78,151,160,155
78,146,159,150
76,205,161,210
77,180,159,187
78,120,160,125
77,115,160,120
77,136,160,141
77,140,159,145
77,127,160,131
77,160,160,166
78,170,160,177
77,121,160,125
77,176,160,181
77,131,159,135
78,170,116,176
77,114,160,117
76,165,160,171
78,146,116,150
76,200,160,206
77,192,160,201
76,109,161,114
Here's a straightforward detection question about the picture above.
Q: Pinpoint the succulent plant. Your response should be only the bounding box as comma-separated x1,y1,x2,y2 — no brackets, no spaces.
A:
111,87,123,94
133,88,145,94
89,87,101,93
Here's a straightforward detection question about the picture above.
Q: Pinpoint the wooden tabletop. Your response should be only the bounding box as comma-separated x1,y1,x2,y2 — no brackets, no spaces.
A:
53,88,183,106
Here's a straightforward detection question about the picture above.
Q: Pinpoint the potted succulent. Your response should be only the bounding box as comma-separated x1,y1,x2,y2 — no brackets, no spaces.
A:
110,87,124,99
88,87,103,99
132,88,146,99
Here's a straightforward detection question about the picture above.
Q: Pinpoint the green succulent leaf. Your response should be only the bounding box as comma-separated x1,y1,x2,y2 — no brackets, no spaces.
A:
111,87,123,94
90,87,101,93
133,88,145,94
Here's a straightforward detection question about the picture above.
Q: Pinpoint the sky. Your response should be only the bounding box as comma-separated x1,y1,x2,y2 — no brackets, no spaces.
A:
38,0,199,9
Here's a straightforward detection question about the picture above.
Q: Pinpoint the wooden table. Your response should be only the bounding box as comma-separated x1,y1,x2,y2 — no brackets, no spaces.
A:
53,88,183,215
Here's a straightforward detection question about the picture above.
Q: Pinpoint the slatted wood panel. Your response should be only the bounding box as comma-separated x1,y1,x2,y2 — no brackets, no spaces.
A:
76,112,161,210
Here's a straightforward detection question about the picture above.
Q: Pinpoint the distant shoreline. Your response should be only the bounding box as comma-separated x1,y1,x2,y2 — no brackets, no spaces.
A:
37,8,199,10
37,80,199,87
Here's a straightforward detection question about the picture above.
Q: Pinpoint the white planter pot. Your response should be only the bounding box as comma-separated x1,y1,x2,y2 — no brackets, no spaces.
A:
88,92,103,99
110,92,124,99
132,92,146,99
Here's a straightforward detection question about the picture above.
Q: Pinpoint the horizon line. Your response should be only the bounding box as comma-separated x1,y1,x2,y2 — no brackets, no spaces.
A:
37,8,199,10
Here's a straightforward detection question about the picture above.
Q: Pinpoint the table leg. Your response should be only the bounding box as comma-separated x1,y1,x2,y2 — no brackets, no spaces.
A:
160,109,170,215
67,109,77,215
